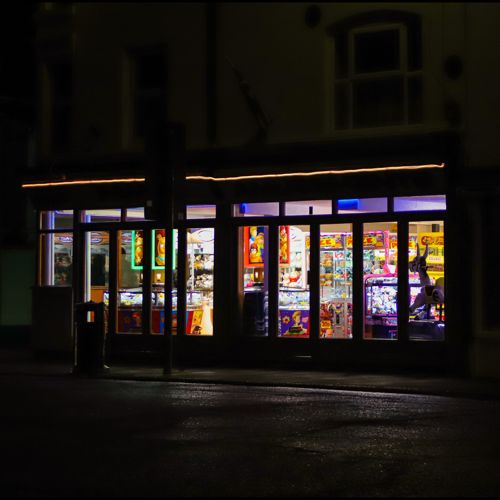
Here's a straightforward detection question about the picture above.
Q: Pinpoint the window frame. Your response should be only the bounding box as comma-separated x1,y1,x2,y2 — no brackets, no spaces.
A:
331,19,423,130
122,45,168,149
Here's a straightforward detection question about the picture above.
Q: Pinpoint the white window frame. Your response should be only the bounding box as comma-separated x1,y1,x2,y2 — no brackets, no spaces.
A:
333,22,423,130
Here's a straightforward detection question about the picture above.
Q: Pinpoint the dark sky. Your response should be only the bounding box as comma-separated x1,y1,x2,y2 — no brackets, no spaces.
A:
0,3,37,101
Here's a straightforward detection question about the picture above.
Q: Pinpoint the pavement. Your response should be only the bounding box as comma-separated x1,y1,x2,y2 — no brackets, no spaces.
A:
2,347,500,401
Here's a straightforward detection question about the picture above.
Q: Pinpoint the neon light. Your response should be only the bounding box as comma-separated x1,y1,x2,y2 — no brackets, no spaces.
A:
22,177,146,188
338,199,359,210
186,163,445,182
22,163,445,188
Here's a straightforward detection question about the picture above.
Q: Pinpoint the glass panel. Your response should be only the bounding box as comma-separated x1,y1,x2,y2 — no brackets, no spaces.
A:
408,75,423,124
186,205,216,220
40,210,73,230
394,195,446,212
126,207,145,221
320,224,353,339
232,203,279,217
86,231,109,305
285,200,332,216
84,209,121,222
186,228,214,335
354,30,400,74
241,225,268,336
363,222,398,340
335,82,349,130
279,225,310,338
115,230,143,334
353,77,404,127
151,229,178,335
40,232,73,285
337,198,387,214
408,221,445,341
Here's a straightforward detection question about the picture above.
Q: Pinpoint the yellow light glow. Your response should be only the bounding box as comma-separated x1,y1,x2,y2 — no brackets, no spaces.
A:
22,177,146,188
186,163,445,182
22,163,445,188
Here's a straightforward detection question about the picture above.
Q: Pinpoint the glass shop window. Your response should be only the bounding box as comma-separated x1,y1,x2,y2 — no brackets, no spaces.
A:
394,195,446,212
40,232,73,286
320,224,353,339
151,229,178,336
186,205,216,220
408,221,445,341
284,200,333,216
126,207,146,221
114,230,143,334
337,198,387,214
86,231,109,303
278,225,310,339
232,203,279,217
83,209,122,223
186,228,214,336
363,222,398,340
40,210,73,230
241,225,268,336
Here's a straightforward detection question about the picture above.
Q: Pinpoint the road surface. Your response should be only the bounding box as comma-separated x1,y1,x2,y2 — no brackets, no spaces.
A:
1,374,499,497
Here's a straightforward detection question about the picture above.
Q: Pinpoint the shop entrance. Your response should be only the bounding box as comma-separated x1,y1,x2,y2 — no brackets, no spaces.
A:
80,224,178,356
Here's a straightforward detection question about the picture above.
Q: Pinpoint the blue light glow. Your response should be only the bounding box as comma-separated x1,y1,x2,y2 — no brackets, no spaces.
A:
337,199,359,210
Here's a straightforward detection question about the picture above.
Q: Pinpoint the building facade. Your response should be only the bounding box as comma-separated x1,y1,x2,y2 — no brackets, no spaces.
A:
22,2,500,377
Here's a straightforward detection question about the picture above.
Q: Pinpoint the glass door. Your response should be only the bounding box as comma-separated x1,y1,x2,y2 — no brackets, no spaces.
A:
115,229,144,334
84,230,110,304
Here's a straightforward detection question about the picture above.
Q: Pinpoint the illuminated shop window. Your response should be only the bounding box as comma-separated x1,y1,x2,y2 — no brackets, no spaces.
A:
232,203,279,217
83,209,122,222
85,231,109,304
186,228,214,336
151,229,178,336
126,207,145,221
114,230,143,334
241,225,268,336
278,225,310,339
394,195,446,212
408,220,445,341
187,205,216,220
112,229,178,335
285,200,332,216
40,210,73,230
320,224,353,339
337,198,387,214
40,232,73,286
363,222,398,340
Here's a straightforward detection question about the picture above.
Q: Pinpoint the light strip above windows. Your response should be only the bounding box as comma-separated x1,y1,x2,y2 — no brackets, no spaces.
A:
22,163,445,188
186,163,445,182
22,177,146,188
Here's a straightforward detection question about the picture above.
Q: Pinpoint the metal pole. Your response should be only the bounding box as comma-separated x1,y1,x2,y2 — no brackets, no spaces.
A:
163,222,173,374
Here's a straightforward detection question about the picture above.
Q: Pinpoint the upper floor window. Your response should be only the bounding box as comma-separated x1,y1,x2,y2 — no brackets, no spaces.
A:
49,61,72,152
329,10,423,130
127,48,167,142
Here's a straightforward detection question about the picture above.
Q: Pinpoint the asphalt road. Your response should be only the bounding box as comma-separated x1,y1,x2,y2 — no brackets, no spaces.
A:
1,374,500,497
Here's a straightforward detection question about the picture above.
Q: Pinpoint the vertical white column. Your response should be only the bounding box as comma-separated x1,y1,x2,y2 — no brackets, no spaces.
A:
84,214,92,302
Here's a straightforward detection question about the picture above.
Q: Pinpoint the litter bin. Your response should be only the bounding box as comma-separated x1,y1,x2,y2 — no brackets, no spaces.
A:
73,301,108,375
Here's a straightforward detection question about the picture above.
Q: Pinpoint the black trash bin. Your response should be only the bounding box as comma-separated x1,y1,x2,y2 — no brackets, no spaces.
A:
73,301,108,375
